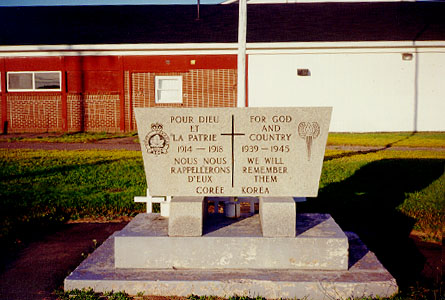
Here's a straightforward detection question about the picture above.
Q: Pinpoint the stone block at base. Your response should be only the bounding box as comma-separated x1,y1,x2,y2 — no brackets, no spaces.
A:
115,213,348,270
66,214,398,299
168,196,205,237
259,197,296,237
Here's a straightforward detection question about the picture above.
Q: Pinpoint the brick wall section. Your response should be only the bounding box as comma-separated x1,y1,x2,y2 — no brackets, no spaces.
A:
7,94,62,133
124,71,132,132
4,67,236,133
68,94,121,132
130,69,237,129
67,94,82,132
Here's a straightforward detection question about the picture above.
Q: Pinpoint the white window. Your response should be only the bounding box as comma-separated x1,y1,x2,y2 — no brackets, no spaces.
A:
7,71,62,92
155,76,183,104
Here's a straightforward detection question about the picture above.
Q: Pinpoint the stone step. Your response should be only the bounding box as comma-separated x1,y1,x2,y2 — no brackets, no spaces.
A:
114,213,348,270
65,216,398,299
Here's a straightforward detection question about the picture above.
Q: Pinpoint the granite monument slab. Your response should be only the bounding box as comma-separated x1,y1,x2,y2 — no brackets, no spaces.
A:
135,107,332,197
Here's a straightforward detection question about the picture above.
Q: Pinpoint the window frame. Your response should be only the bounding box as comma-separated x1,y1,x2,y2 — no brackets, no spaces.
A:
7,71,62,92
155,75,183,104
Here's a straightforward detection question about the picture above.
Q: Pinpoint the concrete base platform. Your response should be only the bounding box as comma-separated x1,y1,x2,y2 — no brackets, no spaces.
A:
65,214,398,299
115,213,348,270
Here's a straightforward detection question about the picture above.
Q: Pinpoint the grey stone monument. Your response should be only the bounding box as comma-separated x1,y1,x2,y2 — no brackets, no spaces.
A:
65,107,398,300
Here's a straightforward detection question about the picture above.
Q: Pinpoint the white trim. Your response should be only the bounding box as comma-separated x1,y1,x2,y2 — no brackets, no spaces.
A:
246,41,445,56
0,43,238,52
7,71,62,92
0,43,239,57
247,41,445,49
0,49,239,57
237,0,247,108
0,41,444,57
7,72,34,92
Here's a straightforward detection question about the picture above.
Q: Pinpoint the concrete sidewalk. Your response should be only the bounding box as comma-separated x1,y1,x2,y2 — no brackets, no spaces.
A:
0,136,141,151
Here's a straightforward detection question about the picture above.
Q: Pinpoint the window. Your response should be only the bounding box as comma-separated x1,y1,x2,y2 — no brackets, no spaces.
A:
7,71,61,92
155,76,183,104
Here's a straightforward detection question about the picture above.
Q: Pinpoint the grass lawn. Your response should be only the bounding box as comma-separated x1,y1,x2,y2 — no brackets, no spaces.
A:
0,149,146,249
316,149,444,242
327,132,445,148
0,135,443,300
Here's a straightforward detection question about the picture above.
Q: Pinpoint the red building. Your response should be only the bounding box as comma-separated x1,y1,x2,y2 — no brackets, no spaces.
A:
1,3,445,133
1,55,237,133
0,5,239,133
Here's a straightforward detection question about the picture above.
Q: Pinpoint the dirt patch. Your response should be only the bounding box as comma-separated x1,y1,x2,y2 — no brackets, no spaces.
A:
0,222,127,300
409,231,443,284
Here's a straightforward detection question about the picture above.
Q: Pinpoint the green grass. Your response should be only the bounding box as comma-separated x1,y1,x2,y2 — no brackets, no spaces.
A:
327,132,445,148
400,172,444,239
6,132,138,143
314,149,445,241
1,146,443,300
56,289,133,300
1,149,443,244
299,149,444,298
0,149,146,247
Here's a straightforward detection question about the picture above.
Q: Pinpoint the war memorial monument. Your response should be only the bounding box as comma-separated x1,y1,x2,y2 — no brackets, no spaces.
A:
65,107,398,299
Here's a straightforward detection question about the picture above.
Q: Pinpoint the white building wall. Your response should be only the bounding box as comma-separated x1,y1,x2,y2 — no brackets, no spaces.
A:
417,52,445,132
248,49,445,132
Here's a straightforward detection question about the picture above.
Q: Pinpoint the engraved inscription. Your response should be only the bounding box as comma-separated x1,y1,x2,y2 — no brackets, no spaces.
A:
135,107,332,197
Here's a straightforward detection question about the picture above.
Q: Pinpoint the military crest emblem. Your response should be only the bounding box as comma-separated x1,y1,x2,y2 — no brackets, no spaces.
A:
144,123,169,155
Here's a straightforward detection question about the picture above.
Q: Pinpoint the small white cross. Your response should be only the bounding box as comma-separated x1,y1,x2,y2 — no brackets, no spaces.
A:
134,189,171,217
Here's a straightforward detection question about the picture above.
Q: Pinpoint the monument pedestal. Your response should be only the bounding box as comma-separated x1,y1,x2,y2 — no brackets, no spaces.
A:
115,213,348,270
65,213,398,299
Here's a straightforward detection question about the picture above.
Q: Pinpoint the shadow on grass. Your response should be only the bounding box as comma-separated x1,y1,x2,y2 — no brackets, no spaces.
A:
299,158,445,290
325,132,417,161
